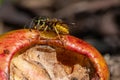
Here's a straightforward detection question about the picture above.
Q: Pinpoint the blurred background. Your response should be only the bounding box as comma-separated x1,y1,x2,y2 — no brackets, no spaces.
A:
0,0,120,80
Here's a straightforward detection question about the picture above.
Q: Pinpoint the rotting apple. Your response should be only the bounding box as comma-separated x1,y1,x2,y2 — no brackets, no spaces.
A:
0,29,109,80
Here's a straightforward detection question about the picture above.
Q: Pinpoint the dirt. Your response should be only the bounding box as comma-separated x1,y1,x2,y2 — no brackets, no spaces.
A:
104,54,120,80
10,45,90,80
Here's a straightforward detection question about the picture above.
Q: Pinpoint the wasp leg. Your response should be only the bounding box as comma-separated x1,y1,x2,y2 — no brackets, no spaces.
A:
44,26,48,31
54,26,61,39
38,22,46,31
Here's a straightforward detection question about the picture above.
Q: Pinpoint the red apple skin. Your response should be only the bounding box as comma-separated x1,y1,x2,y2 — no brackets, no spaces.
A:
0,29,39,80
0,29,109,80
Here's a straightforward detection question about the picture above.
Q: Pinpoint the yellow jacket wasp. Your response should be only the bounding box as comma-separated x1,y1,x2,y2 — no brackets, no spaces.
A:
30,17,69,36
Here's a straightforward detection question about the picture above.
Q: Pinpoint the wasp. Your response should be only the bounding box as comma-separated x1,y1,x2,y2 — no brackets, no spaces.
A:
29,17,69,37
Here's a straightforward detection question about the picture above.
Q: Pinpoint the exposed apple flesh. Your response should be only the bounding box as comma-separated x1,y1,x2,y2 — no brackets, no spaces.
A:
10,45,90,80
0,29,109,80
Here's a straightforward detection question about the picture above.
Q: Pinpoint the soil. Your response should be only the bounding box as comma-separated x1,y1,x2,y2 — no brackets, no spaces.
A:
104,54,120,80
